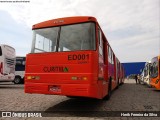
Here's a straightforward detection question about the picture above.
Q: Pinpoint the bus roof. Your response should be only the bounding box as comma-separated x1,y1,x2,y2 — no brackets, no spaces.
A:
151,56,160,61
32,16,97,29
0,44,15,50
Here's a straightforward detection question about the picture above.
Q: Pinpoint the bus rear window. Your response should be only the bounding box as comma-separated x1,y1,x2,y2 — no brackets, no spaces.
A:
31,22,96,53
58,23,96,52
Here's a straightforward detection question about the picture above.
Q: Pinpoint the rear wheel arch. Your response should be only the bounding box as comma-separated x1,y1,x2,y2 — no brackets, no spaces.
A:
103,76,112,100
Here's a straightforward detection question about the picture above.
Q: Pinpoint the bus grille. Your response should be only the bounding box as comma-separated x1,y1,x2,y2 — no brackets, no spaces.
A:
6,58,15,66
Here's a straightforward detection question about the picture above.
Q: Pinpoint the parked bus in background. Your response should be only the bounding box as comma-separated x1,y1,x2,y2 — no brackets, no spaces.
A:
13,57,26,84
25,16,125,99
143,61,151,86
140,68,144,84
0,44,15,82
150,56,160,90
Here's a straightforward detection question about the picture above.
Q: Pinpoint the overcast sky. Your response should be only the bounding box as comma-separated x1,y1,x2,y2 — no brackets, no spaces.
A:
0,0,159,62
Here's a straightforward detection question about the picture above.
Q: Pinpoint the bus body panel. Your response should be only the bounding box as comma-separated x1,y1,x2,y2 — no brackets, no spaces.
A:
25,51,106,99
25,82,105,98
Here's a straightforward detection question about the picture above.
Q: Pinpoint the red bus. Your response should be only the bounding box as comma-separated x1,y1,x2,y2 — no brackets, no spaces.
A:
25,16,125,99
150,56,160,90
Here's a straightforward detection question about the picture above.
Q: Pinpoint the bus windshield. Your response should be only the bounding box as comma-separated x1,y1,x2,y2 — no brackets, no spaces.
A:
31,22,96,53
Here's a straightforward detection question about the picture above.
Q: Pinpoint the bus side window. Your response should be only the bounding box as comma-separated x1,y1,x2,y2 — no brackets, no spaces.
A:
0,46,2,56
155,62,158,75
150,65,153,75
108,47,112,64
108,47,110,63
98,29,104,59
111,50,113,64
16,61,22,65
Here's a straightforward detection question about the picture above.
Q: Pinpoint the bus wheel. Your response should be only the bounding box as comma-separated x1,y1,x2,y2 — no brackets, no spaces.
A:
103,79,112,100
14,77,21,84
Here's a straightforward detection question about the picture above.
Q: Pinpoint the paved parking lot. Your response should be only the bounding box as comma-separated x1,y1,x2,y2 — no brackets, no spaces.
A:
0,79,160,120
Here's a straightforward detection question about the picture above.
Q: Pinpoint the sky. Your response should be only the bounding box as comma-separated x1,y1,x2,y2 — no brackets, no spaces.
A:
0,0,159,62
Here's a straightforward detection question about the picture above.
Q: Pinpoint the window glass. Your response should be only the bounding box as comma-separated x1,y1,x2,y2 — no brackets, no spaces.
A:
15,58,26,71
59,23,95,51
144,65,148,77
16,61,22,65
16,58,25,66
33,27,59,53
109,49,114,64
98,29,103,56
0,46,2,56
108,47,111,63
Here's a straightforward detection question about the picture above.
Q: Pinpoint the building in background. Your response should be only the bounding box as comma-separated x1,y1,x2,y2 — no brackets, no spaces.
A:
122,62,145,77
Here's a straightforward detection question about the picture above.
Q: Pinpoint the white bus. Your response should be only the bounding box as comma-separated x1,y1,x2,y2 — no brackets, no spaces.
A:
13,57,25,84
140,68,144,84
0,44,16,82
143,61,151,87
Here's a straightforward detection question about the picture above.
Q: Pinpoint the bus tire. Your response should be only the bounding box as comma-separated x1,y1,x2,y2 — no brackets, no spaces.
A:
103,78,112,100
14,76,22,84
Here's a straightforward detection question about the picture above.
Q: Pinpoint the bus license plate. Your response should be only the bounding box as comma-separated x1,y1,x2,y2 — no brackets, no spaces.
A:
49,85,61,92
